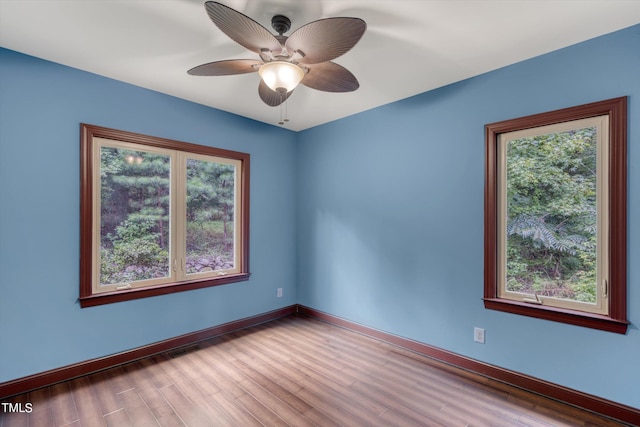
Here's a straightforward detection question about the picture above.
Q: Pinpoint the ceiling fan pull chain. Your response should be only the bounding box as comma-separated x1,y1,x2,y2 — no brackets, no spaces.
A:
284,98,289,123
278,95,290,126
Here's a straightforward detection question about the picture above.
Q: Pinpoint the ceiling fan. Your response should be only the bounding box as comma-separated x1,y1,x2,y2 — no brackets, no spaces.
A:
188,1,366,111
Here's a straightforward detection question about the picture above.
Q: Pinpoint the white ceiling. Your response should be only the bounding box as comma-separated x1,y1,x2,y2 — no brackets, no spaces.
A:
1,1,639,131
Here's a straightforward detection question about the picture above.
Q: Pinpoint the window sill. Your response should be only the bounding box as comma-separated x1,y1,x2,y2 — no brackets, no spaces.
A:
483,298,629,334
79,273,251,308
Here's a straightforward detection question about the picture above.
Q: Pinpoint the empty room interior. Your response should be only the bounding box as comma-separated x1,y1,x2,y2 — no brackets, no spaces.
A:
1,1,639,426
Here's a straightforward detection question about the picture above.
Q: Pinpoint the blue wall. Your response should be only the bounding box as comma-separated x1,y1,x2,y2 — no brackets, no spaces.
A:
1,24,639,410
296,24,640,409
0,48,298,382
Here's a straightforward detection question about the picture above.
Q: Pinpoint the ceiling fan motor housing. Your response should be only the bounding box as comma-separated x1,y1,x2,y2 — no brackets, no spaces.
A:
271,15,292,35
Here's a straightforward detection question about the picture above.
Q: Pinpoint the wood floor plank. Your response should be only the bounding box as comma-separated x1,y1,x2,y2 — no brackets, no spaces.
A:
373,355,518,425
286,348,356,388
292,359,389,417
162,352,221,397
379,407,437,427
200,339,315,426
69,376,107,427
348,378,456,426
121,362,184,427
298,407,343,427
508,391,623,427
136,358,174,390
227,345,305,395
440,401,515,427
104,408,133,427
209,341,326,426
285,359,390,425
294,386,383,426
106,366,135,394
234,330,297,366
88,371,122,416
26,387,51,415
157,384,213,427
271,325,345,364
230,358,311,414
49,381,79,426
188,348,246,400
237,378,316,427
0,410,27,427
381,349,524,426
173,356,264,427
207,391,262,427
234,392,289,427
26,406,54,427
116,388,161,427
155,357,234,426
293,316,394,361
1,315,632,427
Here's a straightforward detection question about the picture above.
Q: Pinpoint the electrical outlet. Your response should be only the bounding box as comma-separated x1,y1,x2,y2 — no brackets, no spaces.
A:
474,327,485,344
277,288,283,298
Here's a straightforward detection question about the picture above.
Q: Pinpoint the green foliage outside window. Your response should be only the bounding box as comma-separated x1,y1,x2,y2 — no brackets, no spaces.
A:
186,158,236,274
505,127,597,303
99,148,236,286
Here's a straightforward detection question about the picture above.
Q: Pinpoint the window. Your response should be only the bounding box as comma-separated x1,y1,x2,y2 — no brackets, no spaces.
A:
80,124,250,307
484,97,627,333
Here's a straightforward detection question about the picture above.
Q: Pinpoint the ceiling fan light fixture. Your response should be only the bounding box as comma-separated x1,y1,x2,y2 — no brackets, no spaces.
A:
258,61,305,93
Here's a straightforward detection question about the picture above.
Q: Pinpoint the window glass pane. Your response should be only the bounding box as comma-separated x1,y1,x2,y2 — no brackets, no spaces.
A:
185,158,235,275
100,147,171,285
505,127,597,304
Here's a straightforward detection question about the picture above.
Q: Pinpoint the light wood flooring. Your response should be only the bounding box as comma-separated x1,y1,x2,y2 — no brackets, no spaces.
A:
0,315,631,426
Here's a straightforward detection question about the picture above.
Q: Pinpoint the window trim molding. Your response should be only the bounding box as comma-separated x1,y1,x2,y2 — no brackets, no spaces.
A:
79,124,250,308
483,97,628,334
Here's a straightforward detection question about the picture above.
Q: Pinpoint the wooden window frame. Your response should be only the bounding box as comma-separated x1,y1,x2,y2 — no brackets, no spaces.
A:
484,97,628,334
79,124,250,308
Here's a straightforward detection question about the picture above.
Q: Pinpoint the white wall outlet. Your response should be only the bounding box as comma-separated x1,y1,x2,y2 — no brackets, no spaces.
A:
277,288,283,298
474,327,485,344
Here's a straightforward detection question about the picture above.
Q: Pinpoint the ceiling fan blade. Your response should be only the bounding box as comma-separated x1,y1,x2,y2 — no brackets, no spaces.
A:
285,17,366,64
301,61,359,92
205,1,282,54
188,59,263,76
258,80,293,107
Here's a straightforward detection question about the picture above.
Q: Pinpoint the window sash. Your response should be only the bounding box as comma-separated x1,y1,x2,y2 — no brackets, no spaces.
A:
178,153,243,280
93,139,176,293
495,116,609,315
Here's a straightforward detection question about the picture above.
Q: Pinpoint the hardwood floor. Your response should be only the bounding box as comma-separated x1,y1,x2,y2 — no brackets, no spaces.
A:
0,315,631,426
